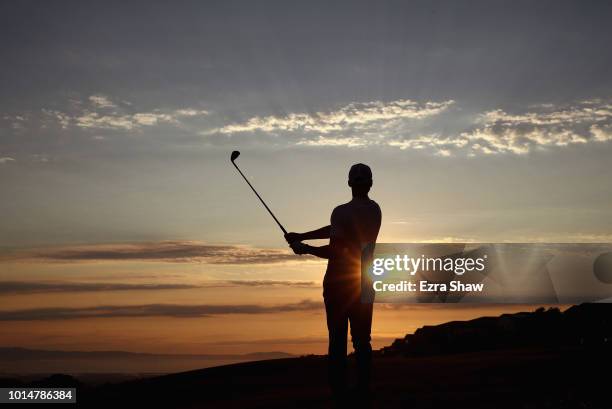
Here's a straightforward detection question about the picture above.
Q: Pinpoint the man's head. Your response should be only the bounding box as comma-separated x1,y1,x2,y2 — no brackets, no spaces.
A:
348,163,372,197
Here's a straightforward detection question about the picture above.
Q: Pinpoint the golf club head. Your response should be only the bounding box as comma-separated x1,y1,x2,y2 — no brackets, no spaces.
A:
230,150,240,162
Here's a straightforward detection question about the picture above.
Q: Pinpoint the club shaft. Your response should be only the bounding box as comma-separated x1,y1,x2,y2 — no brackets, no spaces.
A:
232,162,287,235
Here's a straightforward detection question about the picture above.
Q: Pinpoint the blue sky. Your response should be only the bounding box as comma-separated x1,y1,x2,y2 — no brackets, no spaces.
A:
2,1,612,248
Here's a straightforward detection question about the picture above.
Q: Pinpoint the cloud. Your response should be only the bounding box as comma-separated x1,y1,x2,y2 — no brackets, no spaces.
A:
73,106,209,131
374,303,549,312
0,299,323,321
388,100,612,156
1,241,311,264
8,95,210,132
590,124,612,142
2,114,28,131
478,103,612,126
215,99,454,135
0,300,549,321
75,111,177,130
6,94,612,157
459,101,612,155
75,111,143,130
212,98,612,156
88,95,117,109
462,127,590,155
388,134,469,156
297,136,368,147
0,279,318,295
221,280,318,288
42,110,71,129
0,281,199,295
0,156,15,164
174,108,209,117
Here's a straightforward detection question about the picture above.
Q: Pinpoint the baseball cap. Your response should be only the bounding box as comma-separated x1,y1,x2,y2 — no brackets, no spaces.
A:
348,163,372,185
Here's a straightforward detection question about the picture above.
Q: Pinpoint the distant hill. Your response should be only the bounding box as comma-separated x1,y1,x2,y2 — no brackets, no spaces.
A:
0,347,294,361
0,347,295,374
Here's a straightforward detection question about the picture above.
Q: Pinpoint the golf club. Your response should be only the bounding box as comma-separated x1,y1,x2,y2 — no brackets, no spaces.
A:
230,150,288,236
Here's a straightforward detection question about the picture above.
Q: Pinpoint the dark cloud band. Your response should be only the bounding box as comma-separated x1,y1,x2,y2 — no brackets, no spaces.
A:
0,299,323,321
0,279,319,295
0,241,312,264
0,281,198,294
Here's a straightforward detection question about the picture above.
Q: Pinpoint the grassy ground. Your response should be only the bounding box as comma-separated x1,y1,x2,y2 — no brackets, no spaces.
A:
80,346,609,408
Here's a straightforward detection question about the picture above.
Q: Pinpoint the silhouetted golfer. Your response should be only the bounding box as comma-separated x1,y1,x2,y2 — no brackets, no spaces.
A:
286,163,381,402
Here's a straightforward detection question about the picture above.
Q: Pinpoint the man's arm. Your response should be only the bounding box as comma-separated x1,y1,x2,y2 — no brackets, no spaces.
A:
290,243,330,259
284,225,331,243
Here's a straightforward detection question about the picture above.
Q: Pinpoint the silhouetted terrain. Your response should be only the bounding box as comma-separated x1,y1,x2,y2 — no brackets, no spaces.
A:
5,304,611,408
381,304,612,356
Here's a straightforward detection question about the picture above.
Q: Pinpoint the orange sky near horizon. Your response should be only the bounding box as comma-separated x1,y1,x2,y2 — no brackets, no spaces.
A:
0,248,561,356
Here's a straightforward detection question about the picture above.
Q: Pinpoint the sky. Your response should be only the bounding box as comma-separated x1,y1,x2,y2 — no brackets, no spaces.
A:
1,1,612,362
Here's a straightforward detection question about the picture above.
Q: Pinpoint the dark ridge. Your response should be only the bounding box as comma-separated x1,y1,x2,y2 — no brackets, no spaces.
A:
379,303,612,357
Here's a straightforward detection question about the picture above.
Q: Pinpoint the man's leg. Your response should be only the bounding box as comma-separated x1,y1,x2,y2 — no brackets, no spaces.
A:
324,295,349,396
349,300,373,390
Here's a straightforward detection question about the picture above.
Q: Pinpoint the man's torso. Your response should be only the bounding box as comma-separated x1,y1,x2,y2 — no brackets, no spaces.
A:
324,198,381,293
